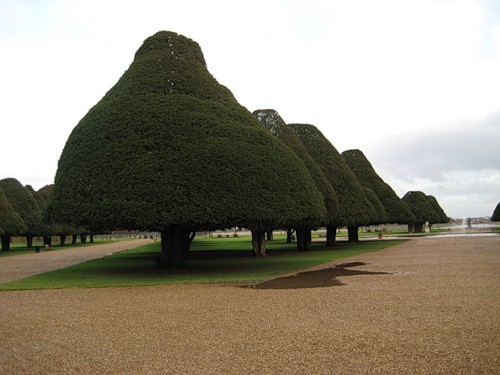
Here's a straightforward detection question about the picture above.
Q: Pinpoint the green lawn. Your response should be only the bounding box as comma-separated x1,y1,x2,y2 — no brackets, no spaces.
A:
0,236,406,290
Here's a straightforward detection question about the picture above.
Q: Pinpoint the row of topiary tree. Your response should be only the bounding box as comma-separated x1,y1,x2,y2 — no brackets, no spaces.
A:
0,179,92,251
1,31,451,265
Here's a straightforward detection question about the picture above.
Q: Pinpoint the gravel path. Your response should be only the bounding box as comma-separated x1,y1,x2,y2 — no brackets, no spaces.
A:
0,239,152,283
1,236,499,374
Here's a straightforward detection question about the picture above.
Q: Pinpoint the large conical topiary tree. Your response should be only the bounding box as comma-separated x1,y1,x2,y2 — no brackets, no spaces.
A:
0,186,27,251
425,194,448,226
402,191,447,232
288,124,376,244
253,109,339,250
49,31,325,266
341,149,415,224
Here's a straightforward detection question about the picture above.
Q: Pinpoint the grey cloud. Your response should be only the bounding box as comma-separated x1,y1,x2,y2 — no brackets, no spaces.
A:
368,109,500,181
362,109,500,217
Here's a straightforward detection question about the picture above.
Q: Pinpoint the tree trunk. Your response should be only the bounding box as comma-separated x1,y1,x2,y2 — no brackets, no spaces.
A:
43,235,52,247
305,229,312,250
296,227,312,251
1,235,11,251
60,234,67,246
160,229,172,266
266,229,274,241
80,234,87,243
251,228,266,256
184,231,196,258
296,228,304,250
160,225,190,267
89,234,94,243
26,235,34,248
347,225,359,242
286,228,295,243
414,223,423,233
326,224,337,246
72,235,77,244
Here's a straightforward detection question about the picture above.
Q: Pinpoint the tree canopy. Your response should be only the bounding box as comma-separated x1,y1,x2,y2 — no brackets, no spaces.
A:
0,178,43,238
341,149,415,224
402,191,448,230
425,194,448,224
253,109,339,226
362,187,387,225
492,202,500,222
49,31,325,263
0,186,27,240
288,124,375,228
36,184,54,208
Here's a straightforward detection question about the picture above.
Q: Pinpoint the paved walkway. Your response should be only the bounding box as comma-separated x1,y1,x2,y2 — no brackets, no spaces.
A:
0,239,152,284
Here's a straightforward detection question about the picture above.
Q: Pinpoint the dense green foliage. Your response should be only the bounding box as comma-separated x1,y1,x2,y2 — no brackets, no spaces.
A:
425,195,448,224
0,187,27,236
402,191,447,226
0,178,43,237
34,184,81,241
36,184,54,206
26,185,45,210
49,31,325,235
253,109,339,225
288,124,375,227
363,187,387,225
341,149,415,224
492,202,500,222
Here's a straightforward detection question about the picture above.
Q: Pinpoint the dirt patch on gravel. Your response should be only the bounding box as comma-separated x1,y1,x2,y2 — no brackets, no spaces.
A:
1,236,499,374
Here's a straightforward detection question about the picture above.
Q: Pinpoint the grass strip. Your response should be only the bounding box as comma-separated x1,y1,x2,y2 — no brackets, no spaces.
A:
0,238,406,290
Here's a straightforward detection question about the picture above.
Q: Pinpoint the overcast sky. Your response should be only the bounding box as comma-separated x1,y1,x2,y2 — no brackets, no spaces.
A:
1,0,499,219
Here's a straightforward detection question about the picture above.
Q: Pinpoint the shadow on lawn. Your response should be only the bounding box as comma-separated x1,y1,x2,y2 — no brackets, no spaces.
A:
80,242,338,277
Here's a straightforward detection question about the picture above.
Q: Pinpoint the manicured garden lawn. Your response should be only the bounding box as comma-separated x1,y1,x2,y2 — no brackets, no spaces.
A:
0,236,406,290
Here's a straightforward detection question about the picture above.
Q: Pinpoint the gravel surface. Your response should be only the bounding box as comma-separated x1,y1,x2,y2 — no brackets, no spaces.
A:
1,236,499,374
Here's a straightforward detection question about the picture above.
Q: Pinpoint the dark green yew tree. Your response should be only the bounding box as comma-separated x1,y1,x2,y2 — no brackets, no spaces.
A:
425,195,449,226
0,178,43,248
363,187,387,224
34,184,82,246
346,187,387,242
402,191,447,232
36,184,54,206
26,184,60,246
0,186,27,251
341,149,415,224
253,109,339,250
288,124,376,244
492,202,500,222
49,31,325,266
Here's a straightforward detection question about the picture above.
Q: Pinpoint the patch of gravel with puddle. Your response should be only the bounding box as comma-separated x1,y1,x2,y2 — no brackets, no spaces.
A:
1,236,499,374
